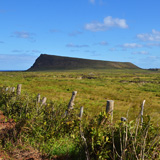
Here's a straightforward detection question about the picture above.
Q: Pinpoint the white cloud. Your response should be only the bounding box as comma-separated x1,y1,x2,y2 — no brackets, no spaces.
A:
66,43,89,48
121,43,143,48
11,31,35,39
89,0,95,4
85,16,128,32
137,29,160,41
132,51,149,55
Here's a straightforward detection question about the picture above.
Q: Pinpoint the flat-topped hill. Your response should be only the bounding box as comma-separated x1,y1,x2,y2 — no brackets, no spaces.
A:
27,54,140,71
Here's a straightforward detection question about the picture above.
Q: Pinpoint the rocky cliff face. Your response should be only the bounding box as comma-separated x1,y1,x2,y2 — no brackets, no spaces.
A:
28,54,140,71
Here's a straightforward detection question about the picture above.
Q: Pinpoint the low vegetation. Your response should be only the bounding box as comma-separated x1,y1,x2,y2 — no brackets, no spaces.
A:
0,69,160,159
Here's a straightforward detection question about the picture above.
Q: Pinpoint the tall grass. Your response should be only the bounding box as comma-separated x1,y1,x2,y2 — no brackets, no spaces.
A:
0,70,160,123
0,85,160,159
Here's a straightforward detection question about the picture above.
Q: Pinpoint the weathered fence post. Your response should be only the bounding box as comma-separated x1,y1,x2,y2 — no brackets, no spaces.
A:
37,93,41,103
5,87,9,92
63,110,68,117
11,87,15,92
41,97,47,107
17,84,22,96
36,93,41,114
79,106,84,119
68,91,77,109
9,87,14,93
106,100,115,159
79,106,90,160
106,100,114,123
141,100,145,126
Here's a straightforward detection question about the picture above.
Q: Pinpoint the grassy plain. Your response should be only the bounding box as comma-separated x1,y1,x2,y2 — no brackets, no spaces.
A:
0,69,160,124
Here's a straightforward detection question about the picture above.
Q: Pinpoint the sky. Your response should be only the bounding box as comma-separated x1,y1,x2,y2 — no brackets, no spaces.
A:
0,0,160,70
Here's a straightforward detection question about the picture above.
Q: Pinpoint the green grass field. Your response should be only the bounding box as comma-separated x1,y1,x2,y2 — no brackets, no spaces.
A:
0,69,160,123
0,69,160,159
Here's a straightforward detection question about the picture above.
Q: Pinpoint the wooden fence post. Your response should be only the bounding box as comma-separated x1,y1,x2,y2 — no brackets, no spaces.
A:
106,100,114,123
36,93,41,114
5,87,9,92
17,84,22,96
37,93,41,103
79,106,84,119
106,100,115,159
64,110,68,117
79,106,90,160
9,87,15,93
11,87,15,92
141,100,145,126
68,91,77,109
41,97,47,107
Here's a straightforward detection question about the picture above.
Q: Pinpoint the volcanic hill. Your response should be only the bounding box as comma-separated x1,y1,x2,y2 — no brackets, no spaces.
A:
28,54,140,71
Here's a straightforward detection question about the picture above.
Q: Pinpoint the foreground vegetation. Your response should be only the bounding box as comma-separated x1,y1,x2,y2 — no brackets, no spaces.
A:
0,69,160,159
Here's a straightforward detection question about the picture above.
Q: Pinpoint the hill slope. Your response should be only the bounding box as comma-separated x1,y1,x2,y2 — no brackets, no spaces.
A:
28,54,140,71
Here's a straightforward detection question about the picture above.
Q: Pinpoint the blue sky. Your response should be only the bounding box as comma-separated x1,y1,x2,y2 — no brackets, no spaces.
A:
0,0,160,70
